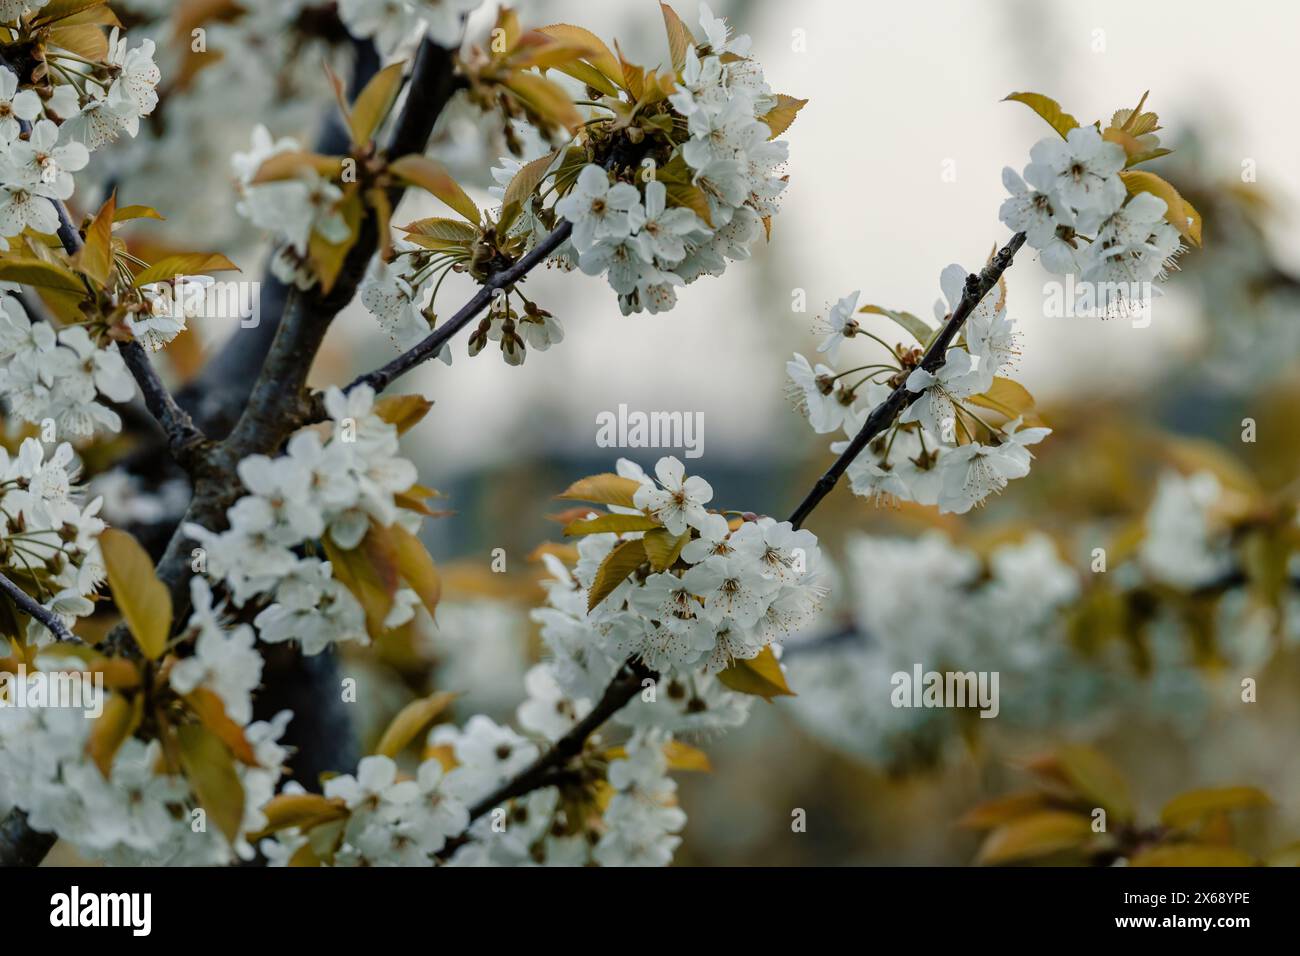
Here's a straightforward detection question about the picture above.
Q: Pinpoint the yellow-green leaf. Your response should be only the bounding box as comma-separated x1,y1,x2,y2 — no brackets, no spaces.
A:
588,538,646,612
1130,844,1255,867
389,524,441,619
759,94,808,139
957,792,1049,830
967,376,1038,422
249,150,342,185
664,182,712,227
557,473,642,509
324,529,398,638
976,811,1092,864
99,528,171,660
78,192,116,287
374,394,433,434
663,739,711,772
251,793,349,840
85,692,143,778
390,155,480,224
184,688,257,766
178,723,245,843
717,646,795,700
349,60,406,145
1055,745,1134,824
536,23,622,85
859,303,932,346
503,150,558,212
114,204,165,223
563,513,659,537
1119,169,1202,246
642,527,691,571
1003,92,1080,140
503,72,584,133
660,3,692,72
400,216,479,245
1161,786,1271,830
374,691,456,758
132,252,240,288
0,256,87,294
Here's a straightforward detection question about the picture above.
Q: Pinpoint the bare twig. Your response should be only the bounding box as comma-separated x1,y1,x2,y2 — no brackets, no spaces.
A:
0,570,81,645
119,341,210,466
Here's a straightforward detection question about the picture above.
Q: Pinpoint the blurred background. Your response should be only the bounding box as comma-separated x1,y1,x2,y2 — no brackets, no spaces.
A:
88,0,1300,863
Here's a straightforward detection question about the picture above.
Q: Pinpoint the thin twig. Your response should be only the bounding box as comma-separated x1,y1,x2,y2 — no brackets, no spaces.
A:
0,570,81,644
119,340,210,465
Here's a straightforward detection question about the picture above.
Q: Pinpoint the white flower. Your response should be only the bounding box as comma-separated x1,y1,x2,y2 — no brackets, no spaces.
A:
517,663,590,741
1024,126,1125,229
815,290,861,362
0,66,41,140
106,29,161,121
900,348,982,443
633,456,714,535
937,441,1029,514
998,166,1079,273
634,180,704,265
555,165,643,252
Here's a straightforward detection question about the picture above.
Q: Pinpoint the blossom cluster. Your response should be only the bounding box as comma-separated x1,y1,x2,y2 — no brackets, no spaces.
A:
0,437,104,643
184,385,422,655
552,7,788,317
789,265,1050,514
339,0,482,58
1000,125,1184,314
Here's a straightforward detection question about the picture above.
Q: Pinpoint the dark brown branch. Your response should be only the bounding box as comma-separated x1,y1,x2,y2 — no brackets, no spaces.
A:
787,231,1027,529
119,340,210,467
0,810,56,868
0,570,81,644
441,233,1031,848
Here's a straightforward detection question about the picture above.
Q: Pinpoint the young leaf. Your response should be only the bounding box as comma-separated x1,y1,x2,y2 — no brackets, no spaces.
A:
1160,786,1270,830
389,524,442,619
759,94,808,139
349,60,407,145
178,723,246,843
324,529,398,637
184,688,258,766
717,646,795,700
1002,92,1080,140
662,739,711,772
588,538,646,611
1055,745,1133,824
1119,169,1202,246
85,692,143,778
642,527,691,571
132,252,240,288
113,204,166,223
308,189,363,294
78,192,116,287
859,303,933,346
976,811,1092,864
536,24,623,85
99,527,172,660
503,150,559,212
400,216,480,244
957,792,1049,830
966,376,1038,422
389,155,480,224
503,72,584,134
660,3,693,72
557,473,643,509
251,793,349,839
563,513,660,537
374,691,457,758
373,394,434,434
0,257,88,294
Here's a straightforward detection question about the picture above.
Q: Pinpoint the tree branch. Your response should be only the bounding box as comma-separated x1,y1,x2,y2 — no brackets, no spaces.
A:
119,340,210,467
0,570,81,645
438,232,1031,850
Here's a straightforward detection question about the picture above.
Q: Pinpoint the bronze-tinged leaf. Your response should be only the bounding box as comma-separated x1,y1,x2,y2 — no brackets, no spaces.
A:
660,3,693,72
185,688,257,766
976,811,1092,865
348,60,406,145
957,791,1049,830
588,538,646,611
0,256,87,294
389,524,442,619
323,528,398,637
502,150,559,212
250,793,349,840
78,192,116,287
1130,844,1255,867
716,646,796,700
178,723,245,844
1119,169,1202,246
91,657,143,691
859,303,933,346
248,150,342,185
562,513,660,537
642,527,691,571
400,216,479,244
114,204,166,223
85,692,143,778
308,190,362,295
389,155,480,224
373,394,433,434
99,527,172,660
1002,91,1080,140
1055,745,1133,824
662,739,711,772
557,473,643,509
759,94,808,139
1160,786,1271,830
131,252,240,288
536,23,622,85
966,376,1040,424
503,72,584,133
663,182,712,227
32,0,112,26
49,23,108,63
373,691,457,758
